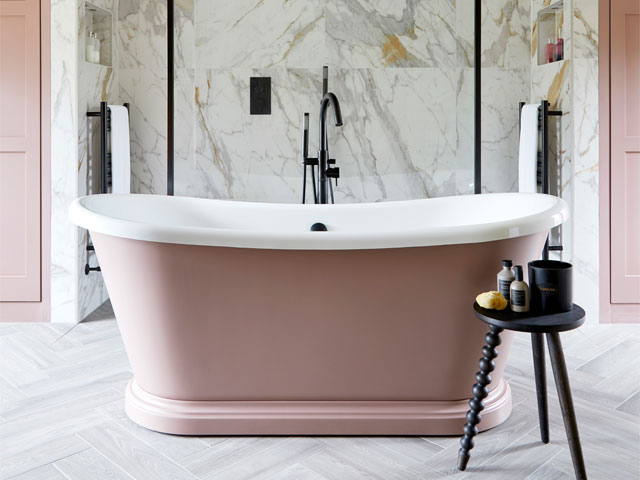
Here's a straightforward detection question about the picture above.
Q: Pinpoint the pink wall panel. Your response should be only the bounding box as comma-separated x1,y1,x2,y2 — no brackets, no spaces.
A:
0,153,28,276
0,0,41,302
625,153,640,276
611,0,640,304
0,15,26,138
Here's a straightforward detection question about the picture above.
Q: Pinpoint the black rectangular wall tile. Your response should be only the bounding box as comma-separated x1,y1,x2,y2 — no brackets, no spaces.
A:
250,77,271,115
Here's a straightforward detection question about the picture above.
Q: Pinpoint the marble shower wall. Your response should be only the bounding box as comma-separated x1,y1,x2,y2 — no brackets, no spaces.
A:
571,0,599,318
51,0,80,322
119,0,531,202
461,0,533,194
530,0,599,318
77,0,117,320
180,0,464,202
117,0,168,194
51,0,117,322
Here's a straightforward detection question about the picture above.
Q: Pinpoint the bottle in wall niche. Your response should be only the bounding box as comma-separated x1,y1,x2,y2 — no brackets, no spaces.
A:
93,33,101,64
85,31,95,63
545,38,555,63
555,29,564,61
510,265,530,312
497,259,515,302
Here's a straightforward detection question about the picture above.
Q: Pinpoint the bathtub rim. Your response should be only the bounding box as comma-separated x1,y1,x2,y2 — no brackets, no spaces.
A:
124,377,513,436
69,193,569,250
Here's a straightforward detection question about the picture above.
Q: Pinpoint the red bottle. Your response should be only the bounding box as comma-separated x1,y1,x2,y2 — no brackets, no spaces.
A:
555,29,564,62
545,38,555,63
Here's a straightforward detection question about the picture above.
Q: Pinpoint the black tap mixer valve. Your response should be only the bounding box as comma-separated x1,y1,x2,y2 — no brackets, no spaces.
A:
326,166,340,186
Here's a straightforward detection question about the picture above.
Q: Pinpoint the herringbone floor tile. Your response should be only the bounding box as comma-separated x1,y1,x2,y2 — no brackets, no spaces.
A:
1,302,638,479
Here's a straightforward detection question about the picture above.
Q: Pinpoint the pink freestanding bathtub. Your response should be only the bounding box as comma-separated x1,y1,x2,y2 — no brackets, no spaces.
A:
69,193,568,435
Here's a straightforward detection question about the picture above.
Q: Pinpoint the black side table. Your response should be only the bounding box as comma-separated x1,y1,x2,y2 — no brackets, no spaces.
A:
457,303,587,480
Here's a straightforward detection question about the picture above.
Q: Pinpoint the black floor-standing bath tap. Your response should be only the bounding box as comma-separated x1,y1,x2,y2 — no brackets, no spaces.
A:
301,66,344,204
317,92,343,204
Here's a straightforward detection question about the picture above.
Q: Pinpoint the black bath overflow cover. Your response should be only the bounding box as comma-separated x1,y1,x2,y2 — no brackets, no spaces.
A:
310,223,328,232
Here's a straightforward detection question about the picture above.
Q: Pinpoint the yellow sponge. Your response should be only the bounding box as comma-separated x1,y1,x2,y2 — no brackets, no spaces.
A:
476,291,508,310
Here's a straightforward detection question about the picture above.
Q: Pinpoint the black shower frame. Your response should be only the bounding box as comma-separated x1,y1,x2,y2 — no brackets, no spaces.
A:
166,0,483,196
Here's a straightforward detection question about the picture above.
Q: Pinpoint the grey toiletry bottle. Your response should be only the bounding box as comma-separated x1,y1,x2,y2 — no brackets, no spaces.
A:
497,259,515,302
510,265,530,313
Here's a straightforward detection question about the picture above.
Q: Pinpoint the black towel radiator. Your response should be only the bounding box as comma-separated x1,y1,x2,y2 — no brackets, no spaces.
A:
519,100,563,261
84,101,129,274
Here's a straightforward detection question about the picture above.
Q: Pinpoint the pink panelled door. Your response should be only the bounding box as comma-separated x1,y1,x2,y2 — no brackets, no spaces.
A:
611,0,640,304
0,0,41,301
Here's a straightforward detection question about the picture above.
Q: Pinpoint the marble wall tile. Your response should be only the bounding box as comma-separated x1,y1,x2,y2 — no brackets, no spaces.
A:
196,0,325,69
331,67,460,201
51,0,80,323
457,0,531,68
118,0,167,72
177,66,463,203
118,69,168,194
327,0,457,68
127,0,532,203
480,67,531,193
169,0,530,203
77,62,115,321
173,67,196,182
456,66,530,195
454,68,476,195
85,0,112,13
573,0,598,59
175,0,194,68
76,0,117,321
186,68,326,201
572,58,599,317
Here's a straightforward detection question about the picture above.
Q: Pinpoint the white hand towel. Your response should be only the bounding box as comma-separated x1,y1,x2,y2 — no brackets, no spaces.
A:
518,104,540,193
108,105,131,194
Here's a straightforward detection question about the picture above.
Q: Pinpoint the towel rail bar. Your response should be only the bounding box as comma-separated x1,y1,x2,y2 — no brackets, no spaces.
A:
519,100,563,260
84,101,129,275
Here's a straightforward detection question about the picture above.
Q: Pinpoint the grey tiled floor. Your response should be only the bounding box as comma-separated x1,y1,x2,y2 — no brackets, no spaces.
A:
1,302,639,479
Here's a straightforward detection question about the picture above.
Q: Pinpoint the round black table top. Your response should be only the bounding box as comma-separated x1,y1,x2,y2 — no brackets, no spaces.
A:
473,303,585,333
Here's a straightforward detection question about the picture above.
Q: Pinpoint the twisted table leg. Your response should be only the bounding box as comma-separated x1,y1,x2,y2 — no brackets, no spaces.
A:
457,324,503,471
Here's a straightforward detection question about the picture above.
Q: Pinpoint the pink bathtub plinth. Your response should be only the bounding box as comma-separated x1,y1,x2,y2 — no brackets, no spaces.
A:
70,193,568,435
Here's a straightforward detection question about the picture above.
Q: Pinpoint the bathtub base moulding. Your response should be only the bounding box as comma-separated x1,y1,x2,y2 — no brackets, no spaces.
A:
124,378,513,435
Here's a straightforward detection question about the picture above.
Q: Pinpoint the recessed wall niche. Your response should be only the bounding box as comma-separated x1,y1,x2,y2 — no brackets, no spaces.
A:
537,1,564,66
85,3,112,67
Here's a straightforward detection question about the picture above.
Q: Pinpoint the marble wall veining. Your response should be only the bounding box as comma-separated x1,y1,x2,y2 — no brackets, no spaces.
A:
51,0,117,322
326,1,457,69
51,0,80,322
117,0,168,194
529,0,600,319
176,0,461,202
475,0,533,195
159,0,531,204
571,0,599,319
77,0,117,320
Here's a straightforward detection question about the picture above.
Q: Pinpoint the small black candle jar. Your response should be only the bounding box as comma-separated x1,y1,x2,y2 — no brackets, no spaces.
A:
528,260,573,314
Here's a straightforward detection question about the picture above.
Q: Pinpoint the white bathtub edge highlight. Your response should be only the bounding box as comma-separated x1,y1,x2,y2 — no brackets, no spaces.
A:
69,193,569,250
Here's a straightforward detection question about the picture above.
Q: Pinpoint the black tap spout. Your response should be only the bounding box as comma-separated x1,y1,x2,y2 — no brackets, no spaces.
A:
317,93,343,204
319,93,343,149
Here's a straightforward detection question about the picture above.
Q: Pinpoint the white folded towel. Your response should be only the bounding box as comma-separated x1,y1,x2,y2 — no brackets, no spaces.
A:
518,104,540,193
108,105,131,194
